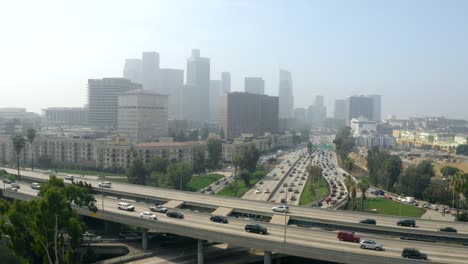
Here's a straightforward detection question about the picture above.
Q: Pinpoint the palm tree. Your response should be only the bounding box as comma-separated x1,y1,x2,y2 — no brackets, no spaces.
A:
12,134,26,181
344,175,353,209
450,171,467,218
383,159,391,191
344,157,353,173
350,181,357,210
232,154,241,178
26,128,37,171
358,178,370,212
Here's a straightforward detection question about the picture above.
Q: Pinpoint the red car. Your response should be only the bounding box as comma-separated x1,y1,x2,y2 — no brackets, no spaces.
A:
337,231,360,243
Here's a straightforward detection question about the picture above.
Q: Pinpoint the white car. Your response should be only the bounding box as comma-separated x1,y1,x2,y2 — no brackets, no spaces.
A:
272,205,290,213
264,189,270,193
31,182,41,190
82,232,101,242
99,181,112,188
65,175,74,180
140,212,157,220
118,202,135,211
255,189,261,194
273,176,280,181
359,240,383,251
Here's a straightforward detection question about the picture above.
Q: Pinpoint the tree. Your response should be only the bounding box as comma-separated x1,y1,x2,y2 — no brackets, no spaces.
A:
366,148,402,190
423,180,451,205
239,169,250,186
350,181,357,210
239,144,260,173
450,171,467,218
344,175,353,209
306,141,312,156
166,162,193,190
176,130,186,142
1,176,95,263
266,135,273,150
232,154,241,177
440,166,460,178
201,124,209,140
219,128,225,140
148,156,169,174
272,135,278,149
206,137,222,170
333,126,355,161
189,129,199,141
12,134,25,181
193,148,206,175
26,128,37,171
344,157,353,173
397,160,434,199
126,158,149,185
357,178,370,212
306,165,322,181
456,144,468,155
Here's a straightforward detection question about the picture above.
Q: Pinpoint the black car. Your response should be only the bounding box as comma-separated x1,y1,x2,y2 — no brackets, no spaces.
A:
210,215,228,223
245,224,267,234
359,219,376,225
2,178,12,184
438,227,457,233
402,248,428,260
166,211,184,219
10,183,20,189
397,219,416,227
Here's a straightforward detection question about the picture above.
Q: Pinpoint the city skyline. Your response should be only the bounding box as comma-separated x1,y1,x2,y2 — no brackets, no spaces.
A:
1,0,468,119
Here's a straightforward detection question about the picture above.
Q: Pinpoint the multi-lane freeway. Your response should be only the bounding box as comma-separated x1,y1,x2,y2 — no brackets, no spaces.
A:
4,182,468,264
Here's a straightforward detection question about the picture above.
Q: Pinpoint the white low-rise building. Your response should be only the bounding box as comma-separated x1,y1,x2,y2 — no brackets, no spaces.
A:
350,117,377,136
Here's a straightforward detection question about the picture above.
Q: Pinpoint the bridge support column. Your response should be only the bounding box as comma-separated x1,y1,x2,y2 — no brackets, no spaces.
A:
142,228,148,250
198,239,204,264
104,221,109,233
264,251,272,264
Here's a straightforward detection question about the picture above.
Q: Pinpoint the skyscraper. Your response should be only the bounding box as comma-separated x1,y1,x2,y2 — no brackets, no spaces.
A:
186,49,210,122
87,78,141,129
307,95,327,127
209,80,222,122
182,84,204,122
294,108,307,121
141,52,160,92
369,94,382,121
345,95,374,125
221,72,231,94
219,92,279,139
334,99,346,120
279,70,294,118
123,59,142,84
118,90,168,142
244,77,265,95
160,69,184,120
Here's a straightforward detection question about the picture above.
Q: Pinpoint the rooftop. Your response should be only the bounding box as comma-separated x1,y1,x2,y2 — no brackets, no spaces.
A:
137,141,201,148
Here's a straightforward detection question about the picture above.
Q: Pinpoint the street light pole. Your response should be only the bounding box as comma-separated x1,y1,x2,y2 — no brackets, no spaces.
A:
283,187,288,244
101,175,104,211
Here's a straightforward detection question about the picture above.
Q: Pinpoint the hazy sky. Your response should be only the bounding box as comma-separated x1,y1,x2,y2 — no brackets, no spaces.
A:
1,0,468,119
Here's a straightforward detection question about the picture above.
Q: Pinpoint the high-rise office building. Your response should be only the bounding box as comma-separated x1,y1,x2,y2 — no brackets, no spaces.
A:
123,59,142,84
182,84,204,122
294,108,307,121
244,77,265,95
279,70,294,118
87,78,141,129
42,107,87,126
345,95,374,125
141,52,160,92
219,92,279,139
118,90,168,142
160,69,184,120
307,96,327,127
334,99,346,120
221,72,231,94
186,49,210,122
209,80,222,122
369,94,382,121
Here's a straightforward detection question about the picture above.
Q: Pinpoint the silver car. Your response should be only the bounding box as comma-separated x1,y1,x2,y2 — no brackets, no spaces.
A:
360,240,383,251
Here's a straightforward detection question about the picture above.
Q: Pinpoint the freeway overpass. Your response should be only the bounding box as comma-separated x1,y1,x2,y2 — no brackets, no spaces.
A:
2,183,468,264
5,166,468,242
3,188,468,264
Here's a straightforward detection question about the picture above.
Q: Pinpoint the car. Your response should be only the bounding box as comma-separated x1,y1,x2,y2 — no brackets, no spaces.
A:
280,198,286,204
279,189,284,193
98,182,111,188
273,172,277,176
210,215,229,223
166,211,184,219
337,231,360,243
65,175,74,180
360,240,383,250
330,200,337,205
140,211,157,220
6,186,18,191
119,231,140,240
82,232,101,242
397,219,416,227
287,187,293,192
245,224,267,234
255,189,261,194
272,204,289,213
294,189,299,194
291,196,297,201
359,219,377,225
2,178,12,184
118,202,135,211
402,248,428,260
10,183,20,189
283,183,288,187
205,186,212,191
438,227,457,233
281,170,285,173
264,189,270,193
289,182,295,187
149,204,168,213
298,182,303,185
273,177,280,180
31,182,41,190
